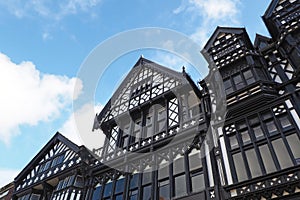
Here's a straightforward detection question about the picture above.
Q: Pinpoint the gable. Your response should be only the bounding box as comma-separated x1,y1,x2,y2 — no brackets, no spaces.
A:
15,133,82,192
97,57,189,124
202,27,253,68
254,34,272,50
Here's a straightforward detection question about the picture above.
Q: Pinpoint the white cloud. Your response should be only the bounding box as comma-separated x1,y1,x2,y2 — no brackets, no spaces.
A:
174,0,241,47
0,0,101,20
0,169,20,188
59,103,104,148
187,0,239,21
0,53,82,144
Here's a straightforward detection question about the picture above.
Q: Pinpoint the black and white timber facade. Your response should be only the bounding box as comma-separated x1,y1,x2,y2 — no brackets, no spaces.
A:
11,0,300,199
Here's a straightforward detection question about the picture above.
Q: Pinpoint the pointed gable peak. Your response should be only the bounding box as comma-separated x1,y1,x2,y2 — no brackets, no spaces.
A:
203,26,247,51
14,132,83,191
96,57,189,124
254,34,272,49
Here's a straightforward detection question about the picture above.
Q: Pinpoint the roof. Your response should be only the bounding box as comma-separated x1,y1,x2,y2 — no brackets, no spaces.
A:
202,26,253,52
14,132,81,182
95,56,199,128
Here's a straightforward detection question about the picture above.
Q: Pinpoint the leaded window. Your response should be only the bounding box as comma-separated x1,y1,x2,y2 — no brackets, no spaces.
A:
223,68,256,95
225,102,300,183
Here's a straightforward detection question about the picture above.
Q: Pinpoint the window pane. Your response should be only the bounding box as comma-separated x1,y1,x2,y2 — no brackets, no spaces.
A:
129,190,138,200
142,172,152,185
240,130,251,145
145,114,153,138
286,134,300,163
173,155,185,174
189,149,202,171
130,174,139,189
253,125,264,140
233,153,248,182
272,139,293,169
157,108,166,132
278,115,292,130
158,163,169,180
115,195,123,200
142,185,151,200
191,173,205,192
133,120,141,143
259,144,276,173
245,149,262,178
233,74,245,90
175,175,187,198
243,70,255,84
229,135,238,149
159,180,170,200
92,186,102,200
266,120,278,136
224,79,233,95
115,177,125,194
103,181,113,197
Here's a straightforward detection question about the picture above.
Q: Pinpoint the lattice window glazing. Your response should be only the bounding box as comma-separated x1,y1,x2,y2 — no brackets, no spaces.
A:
168,98,179,127
107,126,119,153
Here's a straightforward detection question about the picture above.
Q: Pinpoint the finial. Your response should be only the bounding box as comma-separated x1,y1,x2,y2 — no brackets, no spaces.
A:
182,66,186,73
140,54,144,58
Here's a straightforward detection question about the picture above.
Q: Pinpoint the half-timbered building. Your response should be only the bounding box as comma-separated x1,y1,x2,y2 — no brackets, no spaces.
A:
11,0,300,199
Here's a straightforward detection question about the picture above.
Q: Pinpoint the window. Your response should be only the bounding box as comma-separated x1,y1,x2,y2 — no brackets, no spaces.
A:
121,124,130,148
108,126,119,153
259,144,276,173
173,154,185,174
233,152,247,182
286,134,300,162
115,177,125,194
278,115,292,130
187,91,200,117
224,79,233,95
142,185,151,200
130,174,139,189
191,172,205,193
92,185,102,200
158,161,169,180
173,154,187,198
30,194,40,200
243,69,255,84
175,175,186,198
144,113,153,138
272,138,293,169
240,130,251,145
265,120,278,136
189,148,202,171
132,120,141,144
129,190,138,200
233,74,245,90
159,180,170,200
157,107,166,132
142,172,152,200
74,176,83,188
103,181,113,198
252,125,264,140
245,149,262,178
229,135,239,149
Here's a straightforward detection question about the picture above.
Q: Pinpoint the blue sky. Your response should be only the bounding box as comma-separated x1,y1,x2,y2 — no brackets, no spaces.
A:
0,0,271,187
